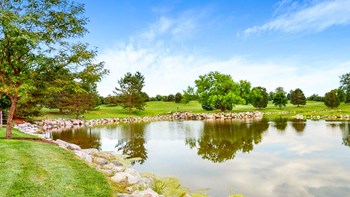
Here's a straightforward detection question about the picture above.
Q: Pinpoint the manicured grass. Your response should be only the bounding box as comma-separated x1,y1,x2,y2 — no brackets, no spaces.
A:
0,128,38,139
0,139,112,197
36,101,350,120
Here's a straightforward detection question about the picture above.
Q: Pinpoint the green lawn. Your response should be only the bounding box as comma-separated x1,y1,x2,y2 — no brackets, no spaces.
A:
0,128,112,197
35,100,350,120
0,128,39,139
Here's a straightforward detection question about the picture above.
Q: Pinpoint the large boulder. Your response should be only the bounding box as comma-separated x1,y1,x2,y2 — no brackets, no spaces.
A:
55,139,81,150
111,168,142,185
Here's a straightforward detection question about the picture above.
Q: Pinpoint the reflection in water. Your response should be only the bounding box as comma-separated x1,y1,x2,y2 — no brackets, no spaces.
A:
115,122,148,164
339,122,350,147
273,117,288,133
291,120,307,135
186,120,269,163
48,120,350,197
51,127,101,150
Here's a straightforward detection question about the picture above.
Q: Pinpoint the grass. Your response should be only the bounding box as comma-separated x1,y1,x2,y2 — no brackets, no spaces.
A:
0,128,39,139
35,101,350,120
0,128,112,197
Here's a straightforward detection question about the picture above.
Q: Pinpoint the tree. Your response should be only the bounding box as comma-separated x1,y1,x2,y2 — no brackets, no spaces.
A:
195,71,245,111
272,87,288,108
167,94,175,102
250,86,269,109
337,88,346,103
174,92,182,103
324,89,340,109
114,72,147,114
0,0,105,138
290,88,306,107
239,80,251,105
182,86,197,104
340,73,350,103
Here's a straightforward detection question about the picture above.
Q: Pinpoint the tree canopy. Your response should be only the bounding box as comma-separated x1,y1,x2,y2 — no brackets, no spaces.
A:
272,87,288,108
250,86,269,109
290,88,306,107
114,72,147,114
195,71,245,111
0,0,107,138
340,73,350,103
324,89,340,109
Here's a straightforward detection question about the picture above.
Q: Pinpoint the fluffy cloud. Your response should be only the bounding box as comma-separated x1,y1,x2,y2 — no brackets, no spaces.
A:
97,41,347,97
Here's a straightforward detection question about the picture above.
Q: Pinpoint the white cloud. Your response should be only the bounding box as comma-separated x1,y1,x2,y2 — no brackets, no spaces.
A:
244,0,350,35
97,41,347,97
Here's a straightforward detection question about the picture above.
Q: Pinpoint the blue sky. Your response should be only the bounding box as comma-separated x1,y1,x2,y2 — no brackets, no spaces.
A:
76,0,350,97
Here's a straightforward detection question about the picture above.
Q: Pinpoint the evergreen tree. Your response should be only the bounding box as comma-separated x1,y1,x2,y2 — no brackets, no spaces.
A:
114,72,147,114
290,88,306,107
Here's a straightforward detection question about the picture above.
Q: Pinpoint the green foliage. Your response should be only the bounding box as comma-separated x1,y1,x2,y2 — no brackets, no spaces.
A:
0,0,107,138
324,89,340,109
57,91,100,119
272,87,288,108
175,92,182,103
195,71,245,111
340,72,350,103
290,88,306,107
167,94,175,102
250,86,268,109
337,88,346,102
182,86,197,104
308,94,324,102
239,80,251,105
114,72,147,114
0,94,10,110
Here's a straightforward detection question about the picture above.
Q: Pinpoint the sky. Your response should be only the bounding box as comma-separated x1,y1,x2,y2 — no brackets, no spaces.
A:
75,0,350,97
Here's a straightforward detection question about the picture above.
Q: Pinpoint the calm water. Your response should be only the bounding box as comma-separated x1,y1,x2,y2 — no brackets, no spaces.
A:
50,119,350,197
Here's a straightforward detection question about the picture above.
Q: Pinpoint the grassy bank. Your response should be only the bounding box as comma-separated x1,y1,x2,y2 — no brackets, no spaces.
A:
0,128,112,197
36,101,350,120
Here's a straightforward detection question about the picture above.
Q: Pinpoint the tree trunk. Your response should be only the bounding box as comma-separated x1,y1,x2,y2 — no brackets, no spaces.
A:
6,95,18,139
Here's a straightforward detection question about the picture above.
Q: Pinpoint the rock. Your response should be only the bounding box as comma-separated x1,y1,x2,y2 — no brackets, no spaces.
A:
95,151,116,160
82,148,99,155
93,157,109,165
131,188,163,197
74,150,93,163
102,163,126,173
55,139,81,150
111,169,141,185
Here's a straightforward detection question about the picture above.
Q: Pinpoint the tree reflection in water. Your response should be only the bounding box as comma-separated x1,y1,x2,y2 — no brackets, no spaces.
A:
339,122,350,147
291,120,307,135
51,127,101,150
115,122,148,164
186,120,269,163
273,117,288,133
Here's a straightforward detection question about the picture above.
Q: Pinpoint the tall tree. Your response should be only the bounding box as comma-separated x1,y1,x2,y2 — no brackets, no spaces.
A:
239,80,251,105
340,73,350,103
250,86,269,109
195,71,244,111
114,72,147,114
290,88,306,107
272,87,288,108
0,0,102,139
324,89,340,109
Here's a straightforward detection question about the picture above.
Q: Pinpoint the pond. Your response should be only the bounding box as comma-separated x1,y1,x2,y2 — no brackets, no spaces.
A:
49,119,350,197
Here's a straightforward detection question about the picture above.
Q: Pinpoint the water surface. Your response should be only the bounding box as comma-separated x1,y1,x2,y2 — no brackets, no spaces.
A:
50,119,350,197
